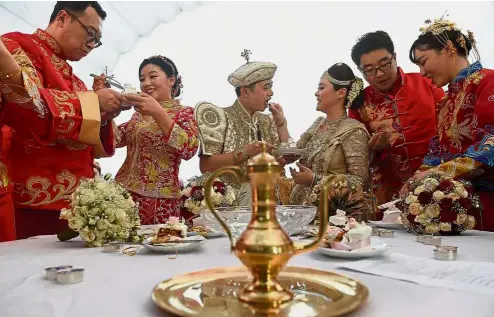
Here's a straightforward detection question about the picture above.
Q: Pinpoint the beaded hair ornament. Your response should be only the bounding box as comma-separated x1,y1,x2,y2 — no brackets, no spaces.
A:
147,55,183,97
419,12,480,61
322,65,364,109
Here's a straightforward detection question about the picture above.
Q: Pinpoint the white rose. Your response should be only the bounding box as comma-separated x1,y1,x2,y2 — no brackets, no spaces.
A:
115,209,127,222
185,199,197,211
192,206,201,215
88,207,101,216
458,188,468,198
105,209,116,223
80,227,96,242
212,192,222,205
413,185,426,195
96,182,107,190
433,191,445,202
60,208,72,220
447,193,460,201
405,195,418,204
68,216,85,230
95,229,107,239
80,191,96,206
181,187,192,197
80,188,92,196
224,188,235,204
110,224,122,233
96,219,110,231
424,179,438,191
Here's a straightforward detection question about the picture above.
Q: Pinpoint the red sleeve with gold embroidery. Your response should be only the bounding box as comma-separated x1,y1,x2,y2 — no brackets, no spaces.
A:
0,37,107,154
163,107,199,160
421,72,494,179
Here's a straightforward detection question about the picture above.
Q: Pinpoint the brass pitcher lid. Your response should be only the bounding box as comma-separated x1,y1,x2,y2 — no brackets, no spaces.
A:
248,142,279,167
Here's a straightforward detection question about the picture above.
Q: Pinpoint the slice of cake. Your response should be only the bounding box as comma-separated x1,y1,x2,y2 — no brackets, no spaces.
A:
322,211,372,251
379,200,403,224
154,217,187,243
382,207,403,223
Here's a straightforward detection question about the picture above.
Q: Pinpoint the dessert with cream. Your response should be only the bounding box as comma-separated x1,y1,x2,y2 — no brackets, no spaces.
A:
154,217,187,243
322,211,372,251
379,200,403,224
329,209,347,227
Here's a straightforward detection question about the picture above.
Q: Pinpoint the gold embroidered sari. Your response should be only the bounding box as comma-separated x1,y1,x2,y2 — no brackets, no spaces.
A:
290,115,370,205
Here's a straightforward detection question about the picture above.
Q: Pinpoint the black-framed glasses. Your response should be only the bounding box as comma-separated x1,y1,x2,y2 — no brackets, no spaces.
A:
360,54,395,77
65,10,102,48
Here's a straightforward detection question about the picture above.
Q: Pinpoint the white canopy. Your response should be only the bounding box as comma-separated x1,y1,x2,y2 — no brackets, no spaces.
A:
0,1,204,78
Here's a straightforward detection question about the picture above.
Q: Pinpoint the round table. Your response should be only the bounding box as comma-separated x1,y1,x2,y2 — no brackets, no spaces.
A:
1,230,494,317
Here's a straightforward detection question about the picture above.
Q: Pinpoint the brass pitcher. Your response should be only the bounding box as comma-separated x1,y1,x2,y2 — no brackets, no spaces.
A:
204,142,331,308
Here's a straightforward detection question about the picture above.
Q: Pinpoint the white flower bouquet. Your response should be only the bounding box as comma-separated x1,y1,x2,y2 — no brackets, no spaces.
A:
58,174,141,247
179,175,236,217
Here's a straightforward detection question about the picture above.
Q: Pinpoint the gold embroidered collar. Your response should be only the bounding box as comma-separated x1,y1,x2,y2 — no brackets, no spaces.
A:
159,99,180,108
34,29,64,59
233,99,259,126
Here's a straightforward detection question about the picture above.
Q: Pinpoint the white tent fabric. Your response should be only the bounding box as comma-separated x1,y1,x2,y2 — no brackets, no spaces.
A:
0,1,204,82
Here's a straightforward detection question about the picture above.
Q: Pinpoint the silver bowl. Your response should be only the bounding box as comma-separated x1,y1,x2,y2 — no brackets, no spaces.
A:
200,205,317,240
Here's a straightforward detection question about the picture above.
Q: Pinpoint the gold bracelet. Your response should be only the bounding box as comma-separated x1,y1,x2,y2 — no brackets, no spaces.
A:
0,68,21,81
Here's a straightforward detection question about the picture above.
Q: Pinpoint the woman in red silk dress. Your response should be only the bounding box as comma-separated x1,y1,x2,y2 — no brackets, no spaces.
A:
116,56,199,224
405,19,494,231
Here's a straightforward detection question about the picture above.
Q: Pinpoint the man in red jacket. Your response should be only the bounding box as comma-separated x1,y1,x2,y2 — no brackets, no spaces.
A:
349,31,445,209
0,1,123,238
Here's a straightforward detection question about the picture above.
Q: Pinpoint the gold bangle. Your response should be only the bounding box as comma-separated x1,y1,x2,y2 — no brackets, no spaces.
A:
0,68,21,81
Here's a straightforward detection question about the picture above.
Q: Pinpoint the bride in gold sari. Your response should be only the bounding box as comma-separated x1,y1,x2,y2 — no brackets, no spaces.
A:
289,63,370,206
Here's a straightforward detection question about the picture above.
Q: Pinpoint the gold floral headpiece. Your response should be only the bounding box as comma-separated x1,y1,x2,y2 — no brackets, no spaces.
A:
419,13,479,60
322,70,364,108
148,55,177,75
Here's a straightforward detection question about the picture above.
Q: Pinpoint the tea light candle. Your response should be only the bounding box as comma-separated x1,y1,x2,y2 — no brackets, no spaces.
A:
379,229,394,238
436,245,458,252
422,236,442,246
434,246,458,261
371,228,380,236
45,265,73,280
56,268,85,284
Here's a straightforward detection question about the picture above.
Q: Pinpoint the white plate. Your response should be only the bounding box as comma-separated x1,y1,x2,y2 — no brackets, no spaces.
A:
142,235,206,253
187,230,226,238
317,237,390,259
368,221,404,230
278,148,306,155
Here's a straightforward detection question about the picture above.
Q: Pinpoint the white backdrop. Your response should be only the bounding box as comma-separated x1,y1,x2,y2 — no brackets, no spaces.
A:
2,2,494,181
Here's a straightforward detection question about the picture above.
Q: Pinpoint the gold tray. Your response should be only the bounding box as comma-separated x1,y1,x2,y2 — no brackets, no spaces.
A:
152,266,369,316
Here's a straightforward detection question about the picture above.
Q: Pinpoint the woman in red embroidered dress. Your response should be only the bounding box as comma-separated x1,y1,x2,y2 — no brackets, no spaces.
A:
405,19,494,231
116,56,199,224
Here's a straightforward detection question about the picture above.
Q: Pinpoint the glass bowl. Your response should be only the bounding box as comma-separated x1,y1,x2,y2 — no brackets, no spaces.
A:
200,205,317,241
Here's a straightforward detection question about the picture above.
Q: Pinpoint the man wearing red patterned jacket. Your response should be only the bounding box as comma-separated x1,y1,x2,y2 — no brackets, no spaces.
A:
349,31,445,208
0,1,124,239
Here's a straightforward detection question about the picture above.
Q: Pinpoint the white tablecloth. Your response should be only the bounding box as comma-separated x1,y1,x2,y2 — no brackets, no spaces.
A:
1,230,494,317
